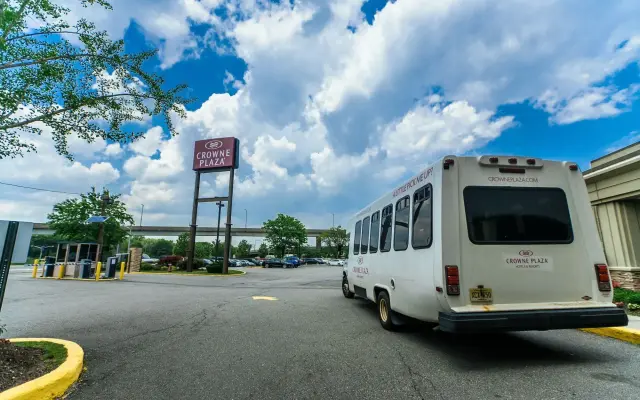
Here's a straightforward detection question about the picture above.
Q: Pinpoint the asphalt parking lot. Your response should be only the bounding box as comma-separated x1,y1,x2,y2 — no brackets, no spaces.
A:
2,266,639,399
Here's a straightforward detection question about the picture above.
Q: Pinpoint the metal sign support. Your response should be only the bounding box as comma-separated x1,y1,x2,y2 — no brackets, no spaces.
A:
0,221,19,313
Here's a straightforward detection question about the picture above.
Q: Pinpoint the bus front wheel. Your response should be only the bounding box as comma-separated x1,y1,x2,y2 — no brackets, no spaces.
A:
342,276,354,298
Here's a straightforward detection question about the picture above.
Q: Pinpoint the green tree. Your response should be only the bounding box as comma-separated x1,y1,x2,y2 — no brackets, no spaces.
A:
0,0,193,160
145,238,174,257
258,243,268,257
195,241,213,259
320,226,349,258
28,234,62,258
173,232,189,256
236,239,251,257
262,214,307,257
47,187,134,258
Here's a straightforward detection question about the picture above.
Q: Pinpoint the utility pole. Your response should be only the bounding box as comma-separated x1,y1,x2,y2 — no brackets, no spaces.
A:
139,204,144,226
96,190,111,264
244,208,247,229
215,201,225,256
332,213,335,227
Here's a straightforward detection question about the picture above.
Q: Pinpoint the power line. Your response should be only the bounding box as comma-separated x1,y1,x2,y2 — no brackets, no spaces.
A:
0,181,82,196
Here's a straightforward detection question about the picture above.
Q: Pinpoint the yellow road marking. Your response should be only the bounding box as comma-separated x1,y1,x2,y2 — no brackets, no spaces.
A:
252,296,278,301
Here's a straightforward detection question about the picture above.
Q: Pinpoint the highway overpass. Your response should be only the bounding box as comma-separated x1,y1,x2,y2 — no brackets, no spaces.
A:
32,223,329,239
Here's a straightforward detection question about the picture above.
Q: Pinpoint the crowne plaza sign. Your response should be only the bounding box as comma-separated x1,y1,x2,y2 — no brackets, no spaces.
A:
193,137,239,171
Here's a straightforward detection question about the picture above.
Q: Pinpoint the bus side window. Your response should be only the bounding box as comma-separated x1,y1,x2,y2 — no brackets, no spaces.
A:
369,211,380,253
380,205,393,252
361,216,370,254
394,196,410,251
353,220,362,255
412,184,433,249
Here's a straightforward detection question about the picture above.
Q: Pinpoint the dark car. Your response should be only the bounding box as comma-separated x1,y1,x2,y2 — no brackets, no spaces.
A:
284,256,301,267
263,258,295,268
302,258,319,264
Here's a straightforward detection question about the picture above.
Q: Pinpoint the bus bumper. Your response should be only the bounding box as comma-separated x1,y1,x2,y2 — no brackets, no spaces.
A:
438,307,628,333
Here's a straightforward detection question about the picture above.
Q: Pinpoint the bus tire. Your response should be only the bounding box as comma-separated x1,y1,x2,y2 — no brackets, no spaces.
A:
342,276,354,298
377,291,397,331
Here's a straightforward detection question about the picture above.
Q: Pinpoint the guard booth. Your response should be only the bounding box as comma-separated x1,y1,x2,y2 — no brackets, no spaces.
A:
44,241,99,278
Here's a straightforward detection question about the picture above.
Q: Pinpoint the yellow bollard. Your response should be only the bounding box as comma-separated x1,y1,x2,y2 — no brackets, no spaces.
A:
32,259,39,278
95,262,102,281
58,264,65,280
119,262,125,280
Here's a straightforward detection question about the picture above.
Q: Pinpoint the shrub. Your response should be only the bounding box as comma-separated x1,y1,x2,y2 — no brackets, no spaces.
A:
159,255,183,266
613,287,640,305
176,258,206,271
140,262,154,271
628,303,640,311
206,262,223,274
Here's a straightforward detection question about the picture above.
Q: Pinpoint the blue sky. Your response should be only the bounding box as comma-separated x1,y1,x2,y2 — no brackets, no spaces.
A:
1,0,639,238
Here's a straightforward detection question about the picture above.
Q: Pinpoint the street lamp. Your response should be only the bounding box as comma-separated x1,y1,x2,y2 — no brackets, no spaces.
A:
332,213,335,227
215,201,225,256
244,208,248,229
139,204,144,226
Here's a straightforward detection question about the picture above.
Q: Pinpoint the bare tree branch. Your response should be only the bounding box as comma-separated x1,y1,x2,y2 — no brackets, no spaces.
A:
0,93,155,130
6,29,83,42
0,53,120,70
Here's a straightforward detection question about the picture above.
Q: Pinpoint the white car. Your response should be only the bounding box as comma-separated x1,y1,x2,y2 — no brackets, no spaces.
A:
141,254,159,263
328,259,345,266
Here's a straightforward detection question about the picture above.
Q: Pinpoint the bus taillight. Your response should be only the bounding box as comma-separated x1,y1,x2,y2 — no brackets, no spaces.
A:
595,264,611,292
445,266,460,295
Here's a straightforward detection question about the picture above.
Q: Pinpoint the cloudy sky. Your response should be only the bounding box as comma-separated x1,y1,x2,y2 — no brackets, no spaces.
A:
1,0,640,235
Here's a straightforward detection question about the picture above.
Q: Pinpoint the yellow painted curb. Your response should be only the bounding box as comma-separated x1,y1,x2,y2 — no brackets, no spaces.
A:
131,270,246,277
36,277,117,282
1,338,84,400
580,327,640,345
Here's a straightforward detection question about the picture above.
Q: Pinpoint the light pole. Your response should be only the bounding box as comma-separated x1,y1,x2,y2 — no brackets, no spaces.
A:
332,213,335,227
139,204,144,226
96,190,112,263
244,208,247,229
215,201,225,256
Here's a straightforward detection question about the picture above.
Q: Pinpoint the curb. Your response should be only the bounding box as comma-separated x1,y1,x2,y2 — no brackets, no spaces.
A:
131,270,246,276
580,327,640,345
36,277,117,282
1,338,84,400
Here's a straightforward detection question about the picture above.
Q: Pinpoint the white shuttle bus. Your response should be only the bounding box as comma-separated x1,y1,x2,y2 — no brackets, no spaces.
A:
342,155,629,333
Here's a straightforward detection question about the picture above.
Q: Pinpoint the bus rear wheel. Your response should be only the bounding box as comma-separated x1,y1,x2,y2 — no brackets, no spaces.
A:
342,276,354,298
377,291,397,331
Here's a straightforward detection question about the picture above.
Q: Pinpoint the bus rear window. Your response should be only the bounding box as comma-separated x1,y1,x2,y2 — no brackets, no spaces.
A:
463,187,573,244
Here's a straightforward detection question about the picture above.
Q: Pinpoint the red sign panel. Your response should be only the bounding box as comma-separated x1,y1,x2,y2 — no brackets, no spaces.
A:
193,137,239,171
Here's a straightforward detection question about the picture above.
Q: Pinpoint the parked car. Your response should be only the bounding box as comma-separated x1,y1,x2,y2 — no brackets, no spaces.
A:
328,259,345,266
141,254,159,263
284,256,301,267
263,258,295,268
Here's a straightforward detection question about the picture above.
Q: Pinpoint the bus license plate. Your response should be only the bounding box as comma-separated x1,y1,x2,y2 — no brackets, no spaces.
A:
469,288,493,303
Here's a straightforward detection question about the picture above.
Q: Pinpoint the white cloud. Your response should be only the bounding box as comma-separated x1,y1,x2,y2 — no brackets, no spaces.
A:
128,126,165,157
0,122,120,222
4,0,640,228
104,143,123,157
541,85,640,125
381,97,515,161
605,131,640,154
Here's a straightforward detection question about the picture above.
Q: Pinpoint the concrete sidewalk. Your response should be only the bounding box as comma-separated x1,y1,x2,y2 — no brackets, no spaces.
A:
628,315,640,330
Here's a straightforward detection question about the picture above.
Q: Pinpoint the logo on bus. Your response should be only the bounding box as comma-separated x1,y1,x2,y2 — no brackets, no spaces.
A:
357,256,364,265
204,140,224,150
519,250,533,257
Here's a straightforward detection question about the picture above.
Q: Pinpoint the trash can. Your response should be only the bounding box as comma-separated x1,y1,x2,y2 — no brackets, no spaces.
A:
78,259,92,279
43,256,55,277
105,257,118,278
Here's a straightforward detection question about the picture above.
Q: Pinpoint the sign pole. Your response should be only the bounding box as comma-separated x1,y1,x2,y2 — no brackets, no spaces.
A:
0,221,19,313
223,168,235,275
187,171,201,273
